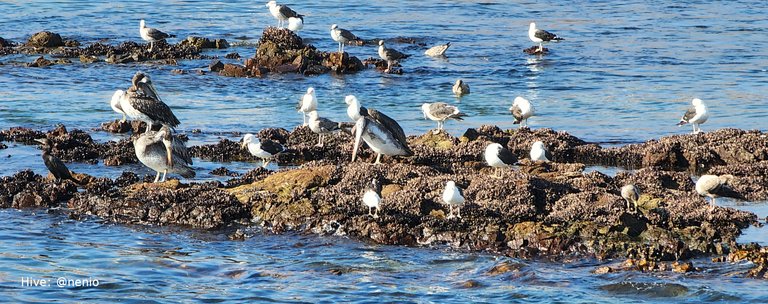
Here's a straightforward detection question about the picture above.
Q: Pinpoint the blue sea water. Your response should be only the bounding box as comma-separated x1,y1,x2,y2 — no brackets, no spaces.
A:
1,0,767,302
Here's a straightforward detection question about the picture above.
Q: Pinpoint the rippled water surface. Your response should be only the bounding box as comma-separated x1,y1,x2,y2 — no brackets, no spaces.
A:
1,0,768,302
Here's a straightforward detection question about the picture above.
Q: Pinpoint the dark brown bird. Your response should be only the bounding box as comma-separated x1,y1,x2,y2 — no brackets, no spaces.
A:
34,138,79,184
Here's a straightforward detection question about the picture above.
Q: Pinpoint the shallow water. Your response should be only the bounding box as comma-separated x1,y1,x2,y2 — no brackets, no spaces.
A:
1,0,768,302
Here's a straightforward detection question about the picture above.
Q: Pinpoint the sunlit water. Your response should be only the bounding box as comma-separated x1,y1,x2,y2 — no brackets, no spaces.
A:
1,0,767,302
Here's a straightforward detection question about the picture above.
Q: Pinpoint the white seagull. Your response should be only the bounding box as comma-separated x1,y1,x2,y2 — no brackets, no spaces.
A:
110,90,127,123
677,98,709,134
621,184,640,213
510,96,535,128
139,19,174,52
420,102,466,132
485,143,518,178
330,24,359,54
265,1,302,28
530,141,552,162
696,174,735,210
297,87,317,126
424,42,450,57
528,22,564,53
362,178,382,219
452,79,470,97
287,16,304,32
241,133,285,168
308,111,340,147
442,181,466,219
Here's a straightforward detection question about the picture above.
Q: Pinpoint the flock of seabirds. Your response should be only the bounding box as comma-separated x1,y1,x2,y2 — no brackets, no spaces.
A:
31,1,731,220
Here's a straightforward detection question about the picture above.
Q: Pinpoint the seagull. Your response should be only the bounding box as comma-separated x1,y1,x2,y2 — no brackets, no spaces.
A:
133,126,195,183
378,40,409,72
344,95,368,122
297,87,317,126
110,90,127,123
265,1,301,28
621,184,640,213
351,107,412,164
484,143,518,179
139,19,174,52
510,96,535,128
420,102,466,132
528,22,564,53
530,141,552,162
287,16,304,32
696,174,735,210
442,181,465,219
308,111,340,147
330,24,359,54
34,138,80,184
362,178,382,219
452,79,470,97
677,98,709,134
242,133,285,168
424,42,450,57
119,72,180,133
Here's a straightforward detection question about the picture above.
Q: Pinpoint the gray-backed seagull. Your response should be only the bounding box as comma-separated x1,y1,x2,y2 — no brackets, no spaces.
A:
308,111,340,147
530,141,552,162
242,133,285,168
330,24,359,54
442,181,466,219
266,1,302,28
677,98,709,134
510,96,535,128
297,87,317,126
421,102,466,132
528,22,563,53
140,19,174,52
696,174,735,210
485,143,518,179
378,40,409,72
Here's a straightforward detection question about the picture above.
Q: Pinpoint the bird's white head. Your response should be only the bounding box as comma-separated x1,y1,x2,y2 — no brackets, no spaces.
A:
529,22,537,30
446,181,456,188
378,40,385,46
692,98,704,106
420,103,431,119
488,142,503,152
331,24,338,30
242,133,258,148
140,19,146,28
306,87,315,94
266,1,276,8
532,141,546,150
344,95,358,106
111,90,125,104
513,96,527,106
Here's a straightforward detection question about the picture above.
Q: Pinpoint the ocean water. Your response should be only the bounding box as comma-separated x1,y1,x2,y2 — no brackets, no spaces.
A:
1,0,767,302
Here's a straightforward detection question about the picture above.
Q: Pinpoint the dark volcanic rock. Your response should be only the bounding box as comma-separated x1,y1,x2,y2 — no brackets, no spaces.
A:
179,36,229,49
27,56,54,67
0,37,12,47
26,31,64,47
209,60,225,72
0,170,78,209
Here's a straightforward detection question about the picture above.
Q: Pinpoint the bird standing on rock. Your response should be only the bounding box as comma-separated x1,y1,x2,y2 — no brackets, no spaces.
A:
266,1,302,28
362,178,382,219
452,79,470,97
378,40,409,72
119,72,180,133
442,181,466,219
530,141,552,162
510,96,535,128
139,19,174,52
696,174,735,210
485,143,517,179
287,16,304,32
528,22,563,53
420,102,466,133
297,87,317,126
110,90,127,123
677,98,709,134
308,111,340,147
621,184,640,213
34,138,80,184
133,126,195,183
330,24,359,54
242,133,285,168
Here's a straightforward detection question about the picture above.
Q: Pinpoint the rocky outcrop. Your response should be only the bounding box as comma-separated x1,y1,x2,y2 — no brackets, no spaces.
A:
26,31,64,47
179,36,229,49
0,170,78,209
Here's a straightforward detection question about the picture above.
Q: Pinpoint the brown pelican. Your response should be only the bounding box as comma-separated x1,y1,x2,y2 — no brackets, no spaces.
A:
133,126,194,183
621,184,640,213
420,102,466,132
297,87,317,126
452,79,470,97
362,178,382,219
528,22,564,53
424,42,450,57
34,138,80,184
484,143,518,179
351,107,412,164
330,24,359,54
677,98,709,134
442,181,465,219
242,134,285,167
140,19,174,52
308,111,340,147
109,89,127,123
378,40,409,72
266,1,302,28
530,141,552,162
120,72,180,133
696,174,735,210
510,96,535,128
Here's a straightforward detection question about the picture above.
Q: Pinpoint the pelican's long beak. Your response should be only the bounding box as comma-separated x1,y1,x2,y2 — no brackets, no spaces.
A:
163,139,174,167
352,118,366,162
34,138,46,144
